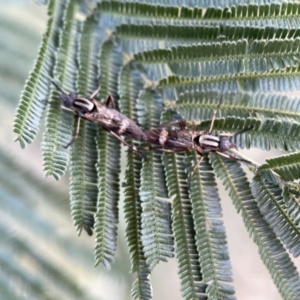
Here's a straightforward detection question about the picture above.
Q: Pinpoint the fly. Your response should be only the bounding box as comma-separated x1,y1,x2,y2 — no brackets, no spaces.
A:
143,96,253,179
51,81,146,157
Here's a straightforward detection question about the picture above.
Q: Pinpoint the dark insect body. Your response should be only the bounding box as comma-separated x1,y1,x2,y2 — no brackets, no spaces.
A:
52,81,145,156
143,97,252,178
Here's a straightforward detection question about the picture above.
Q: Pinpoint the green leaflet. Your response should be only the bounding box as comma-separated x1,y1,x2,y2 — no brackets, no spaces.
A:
115,22,300,51
94,129,120,268
94,40,124,268
187,153,235,299
98,1,203,22
116,24,220,50
41,0,80,180
257,152,300,182
282,186,300,229
162,111,207,300
211,154,300,299
99,2,300,24
69,16,99,236
176,90,300,122
132,39,300,79
124,150,152,300
158,66,300,95
251,176,300,257
131,275,152,300
137,90,174,269
119,65,152,298
13,0,66,149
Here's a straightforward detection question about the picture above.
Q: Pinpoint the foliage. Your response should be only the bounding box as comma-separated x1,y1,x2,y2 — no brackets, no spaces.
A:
13,0,300,299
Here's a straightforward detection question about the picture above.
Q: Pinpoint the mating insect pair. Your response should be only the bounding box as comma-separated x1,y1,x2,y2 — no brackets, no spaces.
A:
53,82,251,178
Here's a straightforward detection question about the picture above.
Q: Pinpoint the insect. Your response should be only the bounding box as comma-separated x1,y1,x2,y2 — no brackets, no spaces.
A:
51,81,146,156
144,96,253,179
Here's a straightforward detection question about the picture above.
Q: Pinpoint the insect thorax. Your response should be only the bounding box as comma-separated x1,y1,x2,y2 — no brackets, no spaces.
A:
73,97,95,114
199,134,220,150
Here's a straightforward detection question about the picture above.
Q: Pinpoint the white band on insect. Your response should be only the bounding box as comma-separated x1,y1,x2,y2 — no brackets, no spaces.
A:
74,98,95,112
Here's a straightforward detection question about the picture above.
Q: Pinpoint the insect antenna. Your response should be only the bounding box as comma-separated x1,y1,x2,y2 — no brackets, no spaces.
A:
51,81,67,94
233,125,254,136
208,94,223,133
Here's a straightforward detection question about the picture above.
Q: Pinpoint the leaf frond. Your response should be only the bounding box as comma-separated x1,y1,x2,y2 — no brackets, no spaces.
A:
94,130,120,269
131,273,152,300
257,152,300,182
94,40,125,268
162,111,207,300
137,90,174,269
13,0,66,148
133,38,300,80
119,64,152,298
69,16,100,236
176,90,300,122
251,176,300,257
99,2,300,26
282,186,300,229
187,153,235,299
211,154,300,299
158,66,300,95
41,0,80,180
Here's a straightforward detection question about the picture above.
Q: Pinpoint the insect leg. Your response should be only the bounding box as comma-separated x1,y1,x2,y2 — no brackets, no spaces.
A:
157,120,185,129
105,95,115,109
63,117,82,148
208,95,223,133
188,155,204,186
216,151,251,164
108,130,145,158
147,147,186,153
90,83,101,99
60,106,75,113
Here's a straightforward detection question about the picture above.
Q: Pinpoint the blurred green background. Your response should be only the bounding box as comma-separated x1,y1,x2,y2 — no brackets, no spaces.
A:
1,1,298,299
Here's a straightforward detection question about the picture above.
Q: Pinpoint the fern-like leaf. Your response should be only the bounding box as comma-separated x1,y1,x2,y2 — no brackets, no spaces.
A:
13,0,65,148
251,176,300,257
119,64,152,298
94,129,120,268
137,90,174,269
162,111,207,300
41,0,80,180
69,16,100,236
124,151,152,300
94,40,124,268
133,39,300,80
211,154,300,300
187,153,236,299
257,152,300,182
282,186,300,228
176,90,300,122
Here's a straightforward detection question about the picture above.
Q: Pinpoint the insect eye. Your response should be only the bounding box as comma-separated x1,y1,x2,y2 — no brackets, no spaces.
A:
74,98,95,113
219,137,230,151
